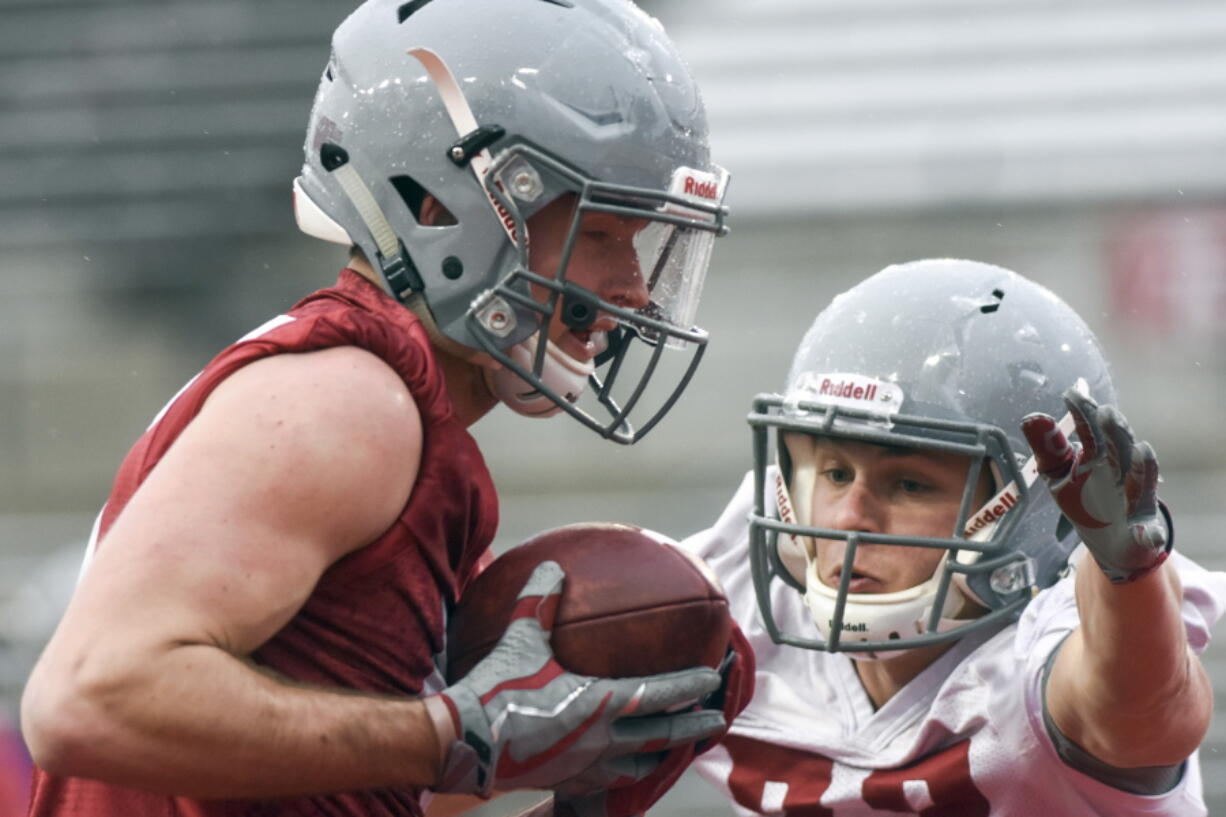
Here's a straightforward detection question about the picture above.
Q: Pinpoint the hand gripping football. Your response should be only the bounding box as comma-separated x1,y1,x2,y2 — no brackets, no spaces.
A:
447,523,732,682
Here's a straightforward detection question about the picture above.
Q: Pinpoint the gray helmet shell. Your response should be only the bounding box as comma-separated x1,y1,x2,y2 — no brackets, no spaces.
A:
297,0,718,349
749,259,1116,653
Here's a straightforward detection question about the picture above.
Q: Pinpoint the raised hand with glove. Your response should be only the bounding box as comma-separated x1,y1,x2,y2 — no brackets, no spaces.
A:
423,561,726,800
1024,386,1214,772
1021,387,1172,584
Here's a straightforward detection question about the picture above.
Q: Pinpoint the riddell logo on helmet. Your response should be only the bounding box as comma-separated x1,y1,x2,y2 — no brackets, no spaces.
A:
774,474,797,525
818,378,879,402
683,176,719,200
787,372,904,420
669,166,724,211
964,489,1018,536
485,181,522,245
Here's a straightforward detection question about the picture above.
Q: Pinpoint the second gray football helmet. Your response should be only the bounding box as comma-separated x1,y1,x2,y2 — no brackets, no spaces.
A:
293,0,729,443
748,259,1116,656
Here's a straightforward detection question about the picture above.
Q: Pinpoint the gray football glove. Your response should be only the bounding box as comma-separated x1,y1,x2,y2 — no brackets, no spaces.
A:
430,561,724,797
1022,388,1171,583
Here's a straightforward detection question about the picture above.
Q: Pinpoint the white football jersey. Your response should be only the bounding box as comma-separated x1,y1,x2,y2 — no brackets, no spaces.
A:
682,471,1226,817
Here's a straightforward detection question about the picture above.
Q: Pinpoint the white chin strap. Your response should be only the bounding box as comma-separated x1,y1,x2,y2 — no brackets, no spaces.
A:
487,334,595,418
803,558,965,661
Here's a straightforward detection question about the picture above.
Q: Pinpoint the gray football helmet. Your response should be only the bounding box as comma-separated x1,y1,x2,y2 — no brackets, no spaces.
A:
293,0,730,444
748,259,1116,656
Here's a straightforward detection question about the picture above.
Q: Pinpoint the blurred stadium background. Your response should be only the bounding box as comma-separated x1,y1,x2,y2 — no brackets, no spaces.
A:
2,0,1225,814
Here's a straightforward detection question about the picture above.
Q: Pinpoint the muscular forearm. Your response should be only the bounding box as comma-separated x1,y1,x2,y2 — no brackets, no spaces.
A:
1050,554,1212,766
23,642,443,798
1074,553,1188,701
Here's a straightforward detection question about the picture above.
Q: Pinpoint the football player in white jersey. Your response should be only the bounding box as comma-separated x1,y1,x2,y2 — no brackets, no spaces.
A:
683,259,1226,816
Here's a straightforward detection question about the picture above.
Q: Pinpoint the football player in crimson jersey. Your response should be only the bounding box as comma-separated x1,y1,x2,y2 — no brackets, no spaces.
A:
19,2,745,816
682,260,1226,816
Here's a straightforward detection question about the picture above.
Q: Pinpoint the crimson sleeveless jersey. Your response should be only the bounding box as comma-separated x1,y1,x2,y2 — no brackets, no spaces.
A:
28,269,499,817
681,470,1226,817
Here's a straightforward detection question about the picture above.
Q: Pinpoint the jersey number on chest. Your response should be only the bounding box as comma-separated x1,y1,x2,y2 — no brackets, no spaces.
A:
725,734,990,816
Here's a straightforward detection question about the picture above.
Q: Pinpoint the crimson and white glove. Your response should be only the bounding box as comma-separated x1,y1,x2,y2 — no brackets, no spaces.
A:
426,561,725,798
549,631,756,817
1021,388,1171,584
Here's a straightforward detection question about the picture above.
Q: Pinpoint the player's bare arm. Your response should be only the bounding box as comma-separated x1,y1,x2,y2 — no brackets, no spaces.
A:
1049,557,1212,767
1026,392,1213,769
21,345,446,797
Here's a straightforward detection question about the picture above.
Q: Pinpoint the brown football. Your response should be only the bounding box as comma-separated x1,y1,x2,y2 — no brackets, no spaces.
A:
446,522,732,683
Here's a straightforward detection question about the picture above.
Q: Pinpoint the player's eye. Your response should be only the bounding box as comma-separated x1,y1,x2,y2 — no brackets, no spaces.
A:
898,477,932,494
823,467,852,485
584,228,631,249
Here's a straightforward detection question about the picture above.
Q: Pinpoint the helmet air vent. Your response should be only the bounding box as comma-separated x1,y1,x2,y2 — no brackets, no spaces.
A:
390,175,456,226
397,0,438,24
536,0,576,7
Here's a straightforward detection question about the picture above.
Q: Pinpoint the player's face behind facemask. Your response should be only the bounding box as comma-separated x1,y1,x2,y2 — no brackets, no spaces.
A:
390,191,656,371
785,433,995,603
478,193,650,420
479,177,724,441
769,427,1006,662
521,194,653,378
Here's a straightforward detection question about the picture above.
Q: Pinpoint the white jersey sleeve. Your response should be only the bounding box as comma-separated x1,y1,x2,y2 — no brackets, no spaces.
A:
682,470,1226,817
